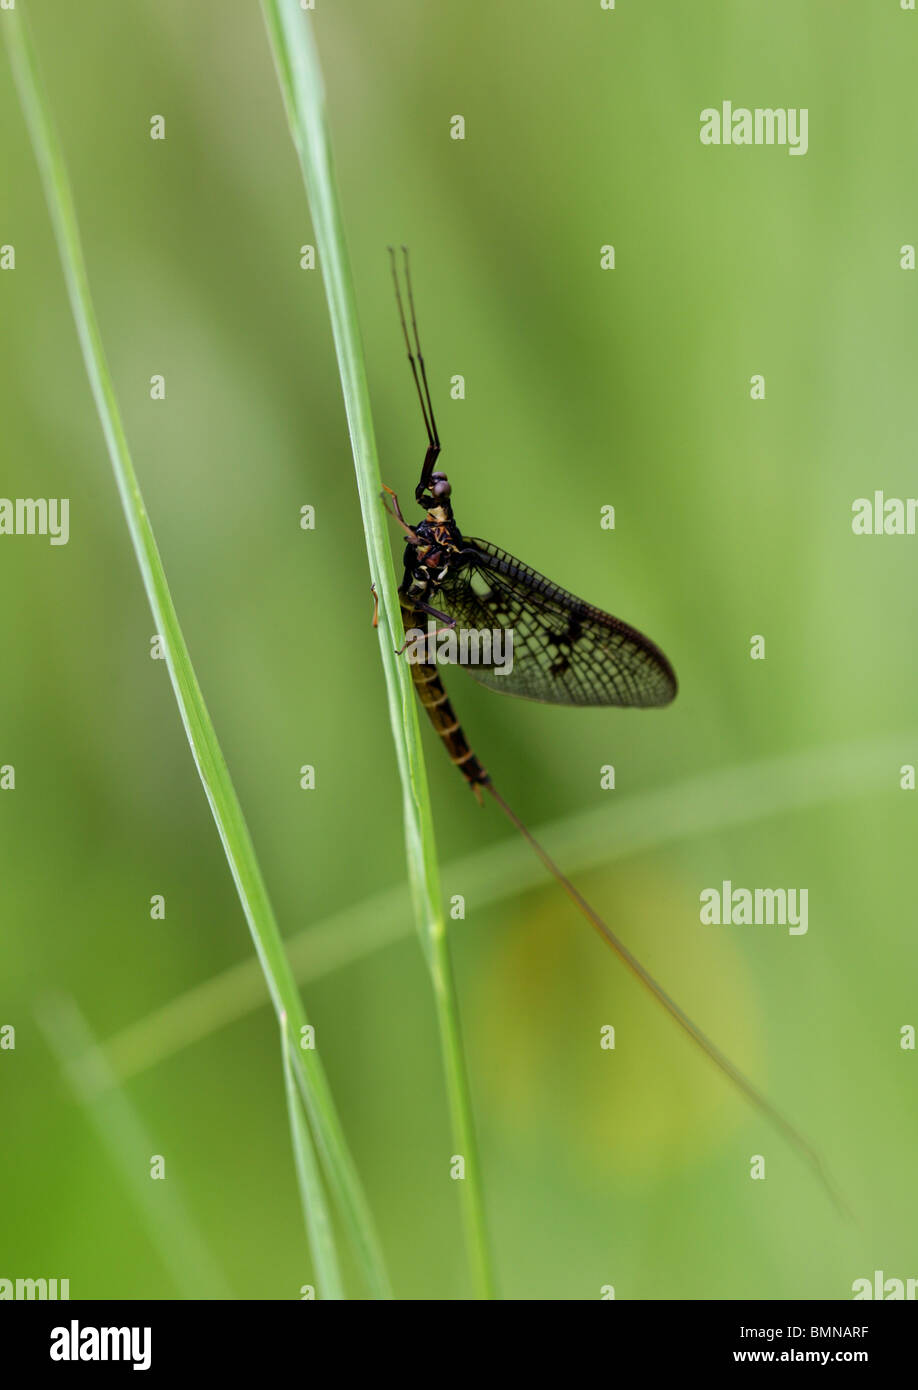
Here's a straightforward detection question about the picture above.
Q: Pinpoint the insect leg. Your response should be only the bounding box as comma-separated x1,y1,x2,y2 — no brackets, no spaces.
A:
380,486,420,544
395,601,456,657
380,483,407,525
411,599,456,626
416,444,441,504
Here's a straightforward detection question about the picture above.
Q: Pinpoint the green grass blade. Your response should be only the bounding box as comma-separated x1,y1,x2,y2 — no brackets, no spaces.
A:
279,1013,345,1300
36,994,233,1299
4,4,389,1301
260,0,496,1298
98,727,914,1083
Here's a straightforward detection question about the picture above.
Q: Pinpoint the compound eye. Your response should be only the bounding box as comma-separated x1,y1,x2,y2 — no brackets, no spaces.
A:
431,476,451,499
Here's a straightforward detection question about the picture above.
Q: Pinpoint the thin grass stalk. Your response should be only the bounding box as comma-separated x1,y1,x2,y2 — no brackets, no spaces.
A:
36,994,233,1299
279,1013,345,1300
260,0,496,1297
4,4,389,1300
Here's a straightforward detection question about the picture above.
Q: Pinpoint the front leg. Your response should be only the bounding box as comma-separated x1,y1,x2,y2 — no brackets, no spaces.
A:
380,484,420,545
395,599,457,657
415,443,441,503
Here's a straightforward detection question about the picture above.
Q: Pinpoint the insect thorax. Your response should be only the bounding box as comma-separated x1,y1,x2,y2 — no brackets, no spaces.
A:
403,541,450,602
402,507,464,602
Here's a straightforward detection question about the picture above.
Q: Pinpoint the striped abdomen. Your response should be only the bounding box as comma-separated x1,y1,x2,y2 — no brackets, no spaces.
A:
401,601,489,787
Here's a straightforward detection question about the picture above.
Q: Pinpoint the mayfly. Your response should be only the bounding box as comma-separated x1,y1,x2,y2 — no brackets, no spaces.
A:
381,247,841,1210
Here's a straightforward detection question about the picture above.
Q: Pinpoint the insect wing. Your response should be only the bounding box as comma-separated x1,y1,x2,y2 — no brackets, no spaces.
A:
435,538,677,708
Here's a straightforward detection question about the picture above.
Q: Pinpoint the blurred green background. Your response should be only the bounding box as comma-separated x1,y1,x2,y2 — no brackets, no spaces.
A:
2,0,916,1299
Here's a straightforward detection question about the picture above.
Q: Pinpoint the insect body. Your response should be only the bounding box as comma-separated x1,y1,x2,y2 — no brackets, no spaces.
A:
385,249,677,790
393,481,491,787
